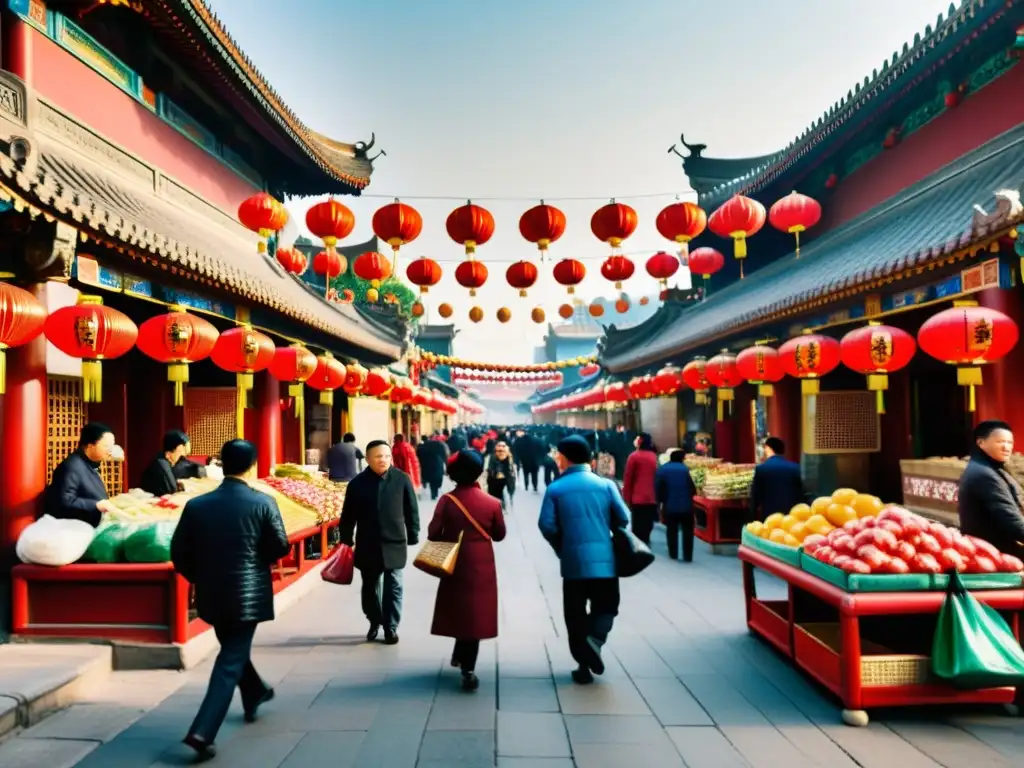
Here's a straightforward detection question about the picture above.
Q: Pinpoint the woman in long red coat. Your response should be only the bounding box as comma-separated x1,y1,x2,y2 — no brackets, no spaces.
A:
392,433,421,489
623,432,659,546
427,450,506,691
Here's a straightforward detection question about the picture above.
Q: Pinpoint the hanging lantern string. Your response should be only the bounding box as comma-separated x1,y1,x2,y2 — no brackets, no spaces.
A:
338,190,698,203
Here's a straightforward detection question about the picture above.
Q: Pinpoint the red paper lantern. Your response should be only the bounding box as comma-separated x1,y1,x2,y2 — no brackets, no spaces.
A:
363,368,391,398
412,387,431,408
506,261,538,297
645,251,679,288
736,344,784,398
372,201,423,253
591,201,638,248
275,246,307,276
600,255,635,289
406,257,442,294
628,375,655,400
519,203,566,255
269,343,318,418
44,296,137,403
0,282,47,395
306,352,347,406
136,307,219,406
840,323,916,413
390,377,413,404
353,251,393,289
306,198,355,249
705,350,743,421
918,301,1019,412
605,381,628,407
447,202,495,255
687,247,725,282
313,249,346,283
553,258,586,295
769,191,822,258
656,201,707,259
211,326,275,434
580,362,600,378
653,365,683,397
778,333,841,395
682,357,711,405
238,193,288,253
455,260,489,297
708,195,766,277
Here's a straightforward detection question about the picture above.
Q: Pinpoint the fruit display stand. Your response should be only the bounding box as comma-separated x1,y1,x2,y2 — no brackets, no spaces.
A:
739,546,1024,726
693,496,748,553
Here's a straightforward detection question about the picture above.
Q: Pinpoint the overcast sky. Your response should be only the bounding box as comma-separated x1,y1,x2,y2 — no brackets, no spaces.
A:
209,0,953,364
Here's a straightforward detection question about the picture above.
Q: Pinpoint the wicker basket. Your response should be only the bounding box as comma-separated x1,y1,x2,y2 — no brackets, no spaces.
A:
861,655,932,686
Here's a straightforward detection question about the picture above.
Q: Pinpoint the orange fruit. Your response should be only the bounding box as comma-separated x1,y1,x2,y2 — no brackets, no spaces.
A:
782,533,800,547
768,528,788,544
789,522,808,541
852,494,884,518
805,514,833,536
764,513,785,530
831,488,858,506
746,521,765,537
789,503,813,521
826,503,857,527
811,496,833,517
780,515,798,532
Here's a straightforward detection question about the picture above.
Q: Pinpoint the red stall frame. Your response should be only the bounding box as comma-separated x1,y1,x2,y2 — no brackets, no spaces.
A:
693,496,747,551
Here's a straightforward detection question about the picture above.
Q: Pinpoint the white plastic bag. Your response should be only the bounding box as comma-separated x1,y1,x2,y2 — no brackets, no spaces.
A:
16,515,97,566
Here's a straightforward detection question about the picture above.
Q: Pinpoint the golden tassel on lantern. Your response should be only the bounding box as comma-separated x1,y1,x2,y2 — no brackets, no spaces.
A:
289,383,305,420
235,371,254,439
320,390,335,406
801,378,820,396
716,387,735,422
82,360,103,403
958,366,982,413
168,362,189,407
757,383,774,397
867,373,888,414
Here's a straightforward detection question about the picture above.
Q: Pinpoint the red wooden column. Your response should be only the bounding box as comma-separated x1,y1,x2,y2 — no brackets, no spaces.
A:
0,285,47,557
2,12,33,83
975,287,1024,429
256,373,282,476
767,377,803,457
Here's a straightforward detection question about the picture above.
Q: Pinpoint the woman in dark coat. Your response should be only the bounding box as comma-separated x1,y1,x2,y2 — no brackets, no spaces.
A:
485,440,516,510
427,450,506,691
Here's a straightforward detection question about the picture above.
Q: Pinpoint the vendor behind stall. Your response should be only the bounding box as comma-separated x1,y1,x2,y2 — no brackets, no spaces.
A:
43,422,117,527
958,420,1024,559
140,430,193,496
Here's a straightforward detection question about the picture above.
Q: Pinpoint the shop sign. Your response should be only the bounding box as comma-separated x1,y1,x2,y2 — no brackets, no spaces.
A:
902,474,959,504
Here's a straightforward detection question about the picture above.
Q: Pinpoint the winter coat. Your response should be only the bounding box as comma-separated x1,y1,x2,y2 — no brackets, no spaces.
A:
170,478,290,626
486,455,516,500
749,455,806,520
339,467,420,571
417,439,449,486
655,461,696,517
538,464,631,579
42,449,108,527
392,441,421,489
428,486,506,639
623,449,658,506
959,449,1024,558
140,455,178,497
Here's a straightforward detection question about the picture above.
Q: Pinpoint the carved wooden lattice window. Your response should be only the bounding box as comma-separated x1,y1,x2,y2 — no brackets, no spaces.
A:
802,390,880,455
46,376,123,495
184,387,237,458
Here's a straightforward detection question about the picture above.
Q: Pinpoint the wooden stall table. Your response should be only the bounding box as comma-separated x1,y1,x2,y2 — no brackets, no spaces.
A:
739,545,1024,726
693,496,748,554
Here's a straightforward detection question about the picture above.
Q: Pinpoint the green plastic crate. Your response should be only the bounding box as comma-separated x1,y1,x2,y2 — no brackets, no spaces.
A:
931,572,1023,590
799,550,848,589
741,527,802,567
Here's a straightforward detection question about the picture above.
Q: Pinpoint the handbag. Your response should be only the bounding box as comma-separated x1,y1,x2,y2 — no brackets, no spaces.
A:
321,543,354,585
414,493,491,578
613,526,654,578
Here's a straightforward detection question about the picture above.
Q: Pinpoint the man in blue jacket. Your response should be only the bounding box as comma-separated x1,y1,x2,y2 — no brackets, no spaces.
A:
749,437,806,522
539,435,631,685
655,450,698,561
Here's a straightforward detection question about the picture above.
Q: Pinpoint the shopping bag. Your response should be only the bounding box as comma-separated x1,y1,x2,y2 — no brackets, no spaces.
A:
931,570,1024,689
613,526,654,578
321,544,354,585
124,522,177,563
85,522,135,564
15,515,96,566
414,533,463,577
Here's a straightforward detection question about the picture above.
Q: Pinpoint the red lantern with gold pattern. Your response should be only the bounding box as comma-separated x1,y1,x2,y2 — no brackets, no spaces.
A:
456,260,489,297
778,333,841,395
210,325,275,436
682,357,711,405
708,195,766,277
656,201,707,259
841,323,916,413
736,344,784,398
44,296,137,403
306,198,355,249
275,246,307,276
600,255,635,289
591,201,638,248
353,251,393,295
653,365,683,397
628,375,655,400
306,352,347,406
645,251,679,289
705,350,743,421
363,368,391,398
447,202,495,255
269,343,318,419
769,191,822,258
344,362,368,396
0,282,47,395
238,193,288,253
519,202,566,257
372,200,422,254
553,258,586,295
136,307,219,406
918,300,1019,412
406,257,442,294
506,261,538,297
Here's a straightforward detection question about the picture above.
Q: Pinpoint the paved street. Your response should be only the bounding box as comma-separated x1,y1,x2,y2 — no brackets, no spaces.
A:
2,484,1024,767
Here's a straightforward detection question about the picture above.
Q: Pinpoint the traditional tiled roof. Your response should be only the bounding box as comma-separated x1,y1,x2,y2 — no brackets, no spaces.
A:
606,123,1024,373
678,0,1020,207
415,324,459,341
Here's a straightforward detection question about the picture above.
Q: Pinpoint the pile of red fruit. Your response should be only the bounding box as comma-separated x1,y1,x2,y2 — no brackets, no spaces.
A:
804,506,1024,575
263,477,345,522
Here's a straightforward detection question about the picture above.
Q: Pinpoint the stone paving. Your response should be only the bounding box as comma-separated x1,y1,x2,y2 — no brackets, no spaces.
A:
2,484,1024,766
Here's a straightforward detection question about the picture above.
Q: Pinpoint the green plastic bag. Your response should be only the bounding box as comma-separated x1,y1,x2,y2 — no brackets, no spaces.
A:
931,570,1024,689
85,523,134,564
124,522,177,563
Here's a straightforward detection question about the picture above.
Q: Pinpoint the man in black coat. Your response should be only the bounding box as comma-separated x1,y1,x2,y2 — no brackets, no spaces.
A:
339,440,420,645
139,430,191,497
417,432,449,501
43,422,117,527
514,430,542,492
959,420,1024,559
171,439,290,761
749,437,806,521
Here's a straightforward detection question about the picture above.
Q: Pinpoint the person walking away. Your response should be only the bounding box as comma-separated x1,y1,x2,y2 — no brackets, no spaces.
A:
622,433,659,545
428,450,506,691
392,433,422,491
542,449,560,487
339,441,420,644
749,437,805,522
140,430,191,496
328,433,364,482
43,422,118,527
514,430,541,492
959,420,1024,560
539,436,630,685
418,432,449,501
485,440,516,510
610,424,632,482
171,440,289,761
656,450,698,561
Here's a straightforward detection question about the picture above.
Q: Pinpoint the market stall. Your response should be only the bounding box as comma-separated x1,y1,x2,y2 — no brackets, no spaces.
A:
901,454,1024,526
740,496,1024,725
11,467,346,646
688,458,753,552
